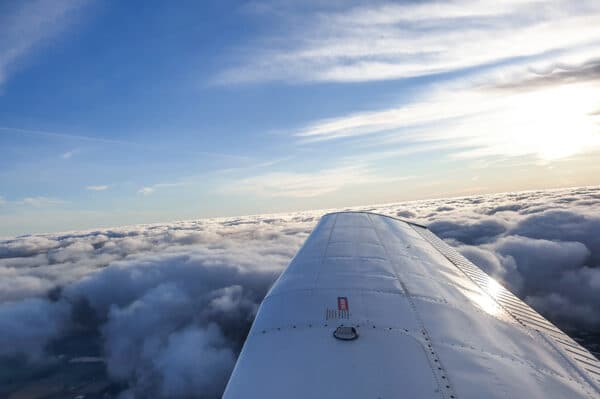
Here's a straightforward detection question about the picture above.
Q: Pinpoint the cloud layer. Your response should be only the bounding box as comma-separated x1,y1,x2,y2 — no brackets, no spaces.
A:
1,186,600,397
0,214,313,397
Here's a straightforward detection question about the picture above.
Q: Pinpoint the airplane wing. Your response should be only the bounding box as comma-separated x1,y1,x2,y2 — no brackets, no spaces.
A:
223,212,600,398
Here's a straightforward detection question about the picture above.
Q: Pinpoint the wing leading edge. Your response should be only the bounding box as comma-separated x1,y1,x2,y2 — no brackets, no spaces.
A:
224,212,600,399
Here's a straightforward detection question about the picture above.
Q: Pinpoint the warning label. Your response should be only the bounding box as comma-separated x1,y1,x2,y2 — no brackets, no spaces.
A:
338,297,349,311
326,297,350,320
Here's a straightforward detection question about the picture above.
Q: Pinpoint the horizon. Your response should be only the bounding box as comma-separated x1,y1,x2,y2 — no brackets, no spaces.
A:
1,183,595,239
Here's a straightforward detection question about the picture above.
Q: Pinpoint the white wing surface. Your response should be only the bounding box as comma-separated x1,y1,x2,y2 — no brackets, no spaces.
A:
224,212,600,399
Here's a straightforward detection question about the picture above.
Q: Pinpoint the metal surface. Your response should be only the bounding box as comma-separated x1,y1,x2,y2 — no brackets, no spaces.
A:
333,325,359,341
223,212,600,399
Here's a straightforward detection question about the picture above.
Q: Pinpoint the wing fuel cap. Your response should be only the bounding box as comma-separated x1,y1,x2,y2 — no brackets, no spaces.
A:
333,325,359,341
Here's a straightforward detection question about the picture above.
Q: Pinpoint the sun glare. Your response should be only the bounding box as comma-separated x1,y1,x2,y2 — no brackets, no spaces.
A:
503,84,600,160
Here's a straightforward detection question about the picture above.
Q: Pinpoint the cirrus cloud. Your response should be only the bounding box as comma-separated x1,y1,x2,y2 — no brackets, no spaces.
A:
217,0,600,84
0,0,90,89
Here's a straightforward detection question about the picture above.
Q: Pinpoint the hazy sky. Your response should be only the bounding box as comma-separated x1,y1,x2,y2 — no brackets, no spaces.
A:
1,0,600,236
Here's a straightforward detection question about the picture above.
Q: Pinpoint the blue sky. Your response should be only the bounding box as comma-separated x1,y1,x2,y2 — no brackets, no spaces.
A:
1,0,600,236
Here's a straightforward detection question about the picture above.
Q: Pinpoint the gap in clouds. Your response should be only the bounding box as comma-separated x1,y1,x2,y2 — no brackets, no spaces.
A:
1,186,600,397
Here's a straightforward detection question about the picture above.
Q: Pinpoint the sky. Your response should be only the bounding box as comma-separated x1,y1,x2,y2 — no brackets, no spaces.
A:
1,0,600,236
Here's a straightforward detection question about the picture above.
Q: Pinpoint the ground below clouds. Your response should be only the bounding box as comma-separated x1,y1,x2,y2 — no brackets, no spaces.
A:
1,186,600,398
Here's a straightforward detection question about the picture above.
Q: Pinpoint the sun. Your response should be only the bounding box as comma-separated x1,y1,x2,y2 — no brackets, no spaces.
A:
504,84,600,160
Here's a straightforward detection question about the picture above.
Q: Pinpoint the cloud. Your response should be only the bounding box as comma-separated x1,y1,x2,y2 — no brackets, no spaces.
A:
216,1,600,164
0,196,68,208
86,185,109,191
0,298,69,361
19,196,67,207
510,209,600,264
429,217,508,245
2,186,600,396
223,165,404,198
0,235,60,258
137,180,196,196
0,0,90,88
154,324,235,398
138,187,155,195
292,79,600,160
494,235,590,291
61,150,77,159
0,214,313,397
216,0,600,84
494,58,600,91
0,126,133,145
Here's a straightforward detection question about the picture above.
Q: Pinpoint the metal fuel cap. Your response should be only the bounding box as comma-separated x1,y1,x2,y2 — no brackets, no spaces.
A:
333,325,359,341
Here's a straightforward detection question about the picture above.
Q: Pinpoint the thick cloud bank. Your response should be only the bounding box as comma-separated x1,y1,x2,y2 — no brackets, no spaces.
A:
0,216,312,398
1,187,600,397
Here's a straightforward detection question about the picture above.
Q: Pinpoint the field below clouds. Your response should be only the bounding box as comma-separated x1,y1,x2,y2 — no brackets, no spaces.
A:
1,186,600,398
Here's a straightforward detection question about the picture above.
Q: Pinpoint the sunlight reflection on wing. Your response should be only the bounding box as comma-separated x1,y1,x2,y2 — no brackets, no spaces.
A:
465,276,505,317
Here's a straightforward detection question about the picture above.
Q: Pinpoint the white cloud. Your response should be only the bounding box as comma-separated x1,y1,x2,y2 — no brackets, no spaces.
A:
86,185,108,191
293,77,600,161
223,165,403,198
19,196,67,207
0,0,89,88
0,126,134,145
61,150,77,159
216,0,600,84
0,196,68,208
137,179,200,196
215,0,600,165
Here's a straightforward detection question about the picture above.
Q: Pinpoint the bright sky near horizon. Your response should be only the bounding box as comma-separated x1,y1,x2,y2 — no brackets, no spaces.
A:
1,0,600,236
